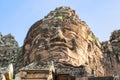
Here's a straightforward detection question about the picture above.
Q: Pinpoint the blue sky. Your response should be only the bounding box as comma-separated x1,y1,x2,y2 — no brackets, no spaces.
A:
0,0,120,46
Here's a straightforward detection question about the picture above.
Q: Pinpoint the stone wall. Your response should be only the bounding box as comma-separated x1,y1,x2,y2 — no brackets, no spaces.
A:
0,33,22,77
101,30,120,76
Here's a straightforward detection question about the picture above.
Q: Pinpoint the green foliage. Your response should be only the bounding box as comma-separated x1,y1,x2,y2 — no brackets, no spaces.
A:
57,16,62,20
87,35,93,41
87,34,101,47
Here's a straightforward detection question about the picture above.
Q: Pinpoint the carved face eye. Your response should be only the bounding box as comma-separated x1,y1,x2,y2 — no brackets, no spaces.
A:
35,39,46,49
49,28,56,35
40,28,52,38
43,31,50,38
63,28,77,39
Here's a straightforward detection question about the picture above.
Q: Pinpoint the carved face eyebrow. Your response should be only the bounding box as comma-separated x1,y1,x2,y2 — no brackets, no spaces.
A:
62,27,77,34
63,27,72,31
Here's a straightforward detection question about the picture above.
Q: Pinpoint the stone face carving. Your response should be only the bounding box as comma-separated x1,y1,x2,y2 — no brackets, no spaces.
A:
22,6,104,76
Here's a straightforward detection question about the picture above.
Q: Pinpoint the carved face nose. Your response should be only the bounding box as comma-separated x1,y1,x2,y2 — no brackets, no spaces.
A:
50,27,67,42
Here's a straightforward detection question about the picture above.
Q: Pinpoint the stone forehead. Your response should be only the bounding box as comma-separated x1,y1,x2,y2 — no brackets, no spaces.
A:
25,6,85,40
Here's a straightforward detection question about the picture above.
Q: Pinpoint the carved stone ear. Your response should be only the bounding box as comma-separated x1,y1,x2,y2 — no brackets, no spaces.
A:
87,43,92,52
25,44,30,51
71,39,78,50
